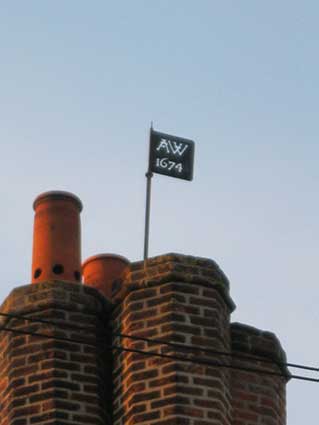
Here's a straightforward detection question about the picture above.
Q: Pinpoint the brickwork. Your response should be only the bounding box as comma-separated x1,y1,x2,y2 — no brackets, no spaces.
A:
112,254,236,425
231,323,289,425
0,252,289,425
0,281,112,425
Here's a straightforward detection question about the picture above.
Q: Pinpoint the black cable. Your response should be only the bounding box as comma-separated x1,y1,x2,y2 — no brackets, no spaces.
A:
0,322,317,383
0,309,317,373
115,330,317,372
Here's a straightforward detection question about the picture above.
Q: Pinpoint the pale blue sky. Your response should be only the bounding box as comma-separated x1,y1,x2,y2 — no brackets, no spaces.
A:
1,2,319,422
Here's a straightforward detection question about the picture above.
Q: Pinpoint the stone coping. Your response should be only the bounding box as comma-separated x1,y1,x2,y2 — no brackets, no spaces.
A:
112,253,236,312
0,281,112,325
231,322,290,380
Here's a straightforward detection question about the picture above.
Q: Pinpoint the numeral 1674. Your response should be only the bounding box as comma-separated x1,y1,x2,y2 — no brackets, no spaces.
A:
156,157,183,173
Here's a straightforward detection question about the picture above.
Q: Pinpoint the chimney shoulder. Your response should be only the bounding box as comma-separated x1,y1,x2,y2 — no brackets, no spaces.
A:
231,322,289,425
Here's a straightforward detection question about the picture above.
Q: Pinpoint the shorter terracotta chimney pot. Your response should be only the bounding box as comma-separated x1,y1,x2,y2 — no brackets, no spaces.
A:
82,254,129,300
31,191,83,284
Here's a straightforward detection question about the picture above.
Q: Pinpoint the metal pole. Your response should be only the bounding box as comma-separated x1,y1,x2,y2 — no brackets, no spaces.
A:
143,170,153,260
144,124,154,260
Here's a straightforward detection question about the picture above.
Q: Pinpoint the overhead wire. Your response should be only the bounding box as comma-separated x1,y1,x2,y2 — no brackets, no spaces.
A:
0,310,317,382
0,322,313,382
0,310,317,373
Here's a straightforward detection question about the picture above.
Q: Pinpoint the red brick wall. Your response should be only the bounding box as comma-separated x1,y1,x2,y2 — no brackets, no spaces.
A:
112,254,235,425
0,281,112,425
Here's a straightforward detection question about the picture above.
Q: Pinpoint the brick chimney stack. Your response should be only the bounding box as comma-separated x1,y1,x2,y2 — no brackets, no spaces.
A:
0,192,290,425
111,254,235,425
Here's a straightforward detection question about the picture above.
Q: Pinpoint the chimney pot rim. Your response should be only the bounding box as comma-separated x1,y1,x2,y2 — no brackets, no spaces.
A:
82,253,130,269
33,190,83,211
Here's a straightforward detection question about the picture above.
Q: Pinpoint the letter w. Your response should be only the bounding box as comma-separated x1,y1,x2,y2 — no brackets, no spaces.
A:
168,140,188,157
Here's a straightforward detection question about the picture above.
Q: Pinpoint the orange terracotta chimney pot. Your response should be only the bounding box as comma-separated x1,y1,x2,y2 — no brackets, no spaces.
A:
82,254,129,300
31,191,83,284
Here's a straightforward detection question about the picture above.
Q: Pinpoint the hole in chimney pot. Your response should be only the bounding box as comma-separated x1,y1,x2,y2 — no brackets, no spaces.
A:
34,268,42,279
52,264,64,275
74,271,81,281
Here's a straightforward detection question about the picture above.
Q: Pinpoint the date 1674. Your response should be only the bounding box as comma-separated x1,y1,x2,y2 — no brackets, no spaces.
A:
155,157,183,173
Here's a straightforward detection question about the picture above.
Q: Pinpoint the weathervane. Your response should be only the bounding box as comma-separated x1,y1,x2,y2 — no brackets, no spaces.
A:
144,124,195,260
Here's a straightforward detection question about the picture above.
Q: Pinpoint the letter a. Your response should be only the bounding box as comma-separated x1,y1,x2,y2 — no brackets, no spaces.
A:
156,139,170,154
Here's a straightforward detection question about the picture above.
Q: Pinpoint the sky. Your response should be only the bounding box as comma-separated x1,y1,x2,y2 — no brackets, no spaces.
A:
1,1,318,422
